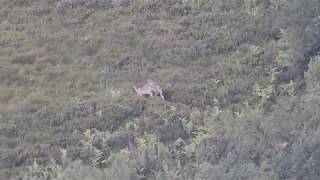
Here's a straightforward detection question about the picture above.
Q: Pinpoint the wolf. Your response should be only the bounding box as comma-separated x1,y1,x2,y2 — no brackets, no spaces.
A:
133,79,164,99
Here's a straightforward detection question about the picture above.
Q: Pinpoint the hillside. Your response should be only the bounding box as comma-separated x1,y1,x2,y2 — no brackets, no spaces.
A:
1,0,320,179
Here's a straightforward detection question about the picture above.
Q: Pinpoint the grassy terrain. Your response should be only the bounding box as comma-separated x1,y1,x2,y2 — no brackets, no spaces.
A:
1,0,320,179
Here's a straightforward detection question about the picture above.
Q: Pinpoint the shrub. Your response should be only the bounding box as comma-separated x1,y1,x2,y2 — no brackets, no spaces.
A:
305,55,320,91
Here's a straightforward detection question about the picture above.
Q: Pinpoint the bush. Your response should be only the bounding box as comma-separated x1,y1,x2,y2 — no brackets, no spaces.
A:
305,55,320,91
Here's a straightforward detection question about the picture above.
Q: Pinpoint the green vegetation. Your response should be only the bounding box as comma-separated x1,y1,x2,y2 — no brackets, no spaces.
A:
1,0,320,179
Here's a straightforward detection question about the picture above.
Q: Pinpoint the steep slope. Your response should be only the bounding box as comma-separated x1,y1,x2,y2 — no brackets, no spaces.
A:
1,0,320,179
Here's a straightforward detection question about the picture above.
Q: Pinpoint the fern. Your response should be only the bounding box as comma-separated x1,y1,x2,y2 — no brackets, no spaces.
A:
279,80,296,96
81,129,95,148
305,55,320,92
90,147,104,167
185,131,213,154
275,29,291,68
81,129,110,167
243,0,266,18
25,159,63,180
253,83,273,107
268,66,280,85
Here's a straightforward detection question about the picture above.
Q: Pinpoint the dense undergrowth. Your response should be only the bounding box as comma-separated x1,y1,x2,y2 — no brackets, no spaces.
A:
1,0,320,179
